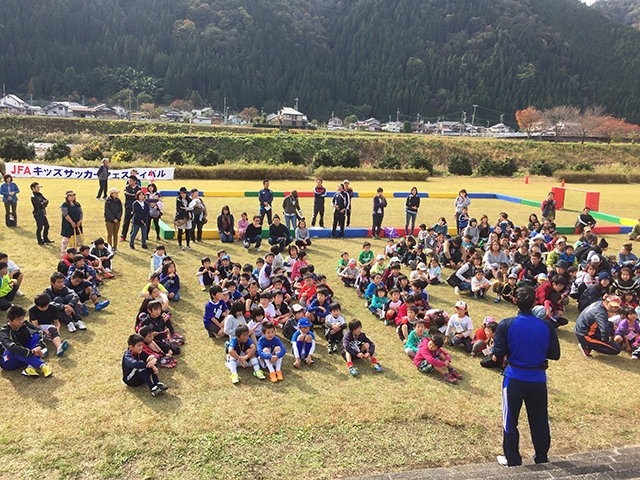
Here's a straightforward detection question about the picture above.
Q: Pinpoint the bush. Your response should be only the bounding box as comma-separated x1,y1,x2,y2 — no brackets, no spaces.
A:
572,161,595,172
406,153,433,174
81,145,103,161
529,159,554,177
111,150,135,163
555,170,640,183
402,121,412,133
312,149,335,169
475,158,495,176
44,140,71,161
314,166,429,181
498,157,518,176
175,163,303,180
162,149,185,165
335,148,361,168
199,149,223,167
0,136,36,161
447,153,472,175
280,148,306,166
375,154,402,170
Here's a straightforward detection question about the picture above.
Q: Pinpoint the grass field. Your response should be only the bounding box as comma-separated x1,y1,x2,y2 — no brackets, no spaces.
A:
0,176,638,480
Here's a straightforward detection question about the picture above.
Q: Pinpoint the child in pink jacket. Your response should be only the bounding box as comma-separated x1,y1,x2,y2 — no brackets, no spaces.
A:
413,335,462,384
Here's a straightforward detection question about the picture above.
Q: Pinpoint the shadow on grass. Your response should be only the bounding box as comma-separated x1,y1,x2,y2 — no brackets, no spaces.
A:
1,369,65,406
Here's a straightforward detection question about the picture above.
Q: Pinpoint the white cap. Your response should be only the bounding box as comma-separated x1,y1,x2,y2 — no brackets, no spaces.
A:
454,300,467,309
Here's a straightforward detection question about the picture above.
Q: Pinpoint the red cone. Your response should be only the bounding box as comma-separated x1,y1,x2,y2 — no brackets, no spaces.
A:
561,178,565,187
524,175,529,184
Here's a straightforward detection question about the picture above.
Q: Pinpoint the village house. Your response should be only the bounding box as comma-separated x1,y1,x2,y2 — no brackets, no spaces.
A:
277,107,308,128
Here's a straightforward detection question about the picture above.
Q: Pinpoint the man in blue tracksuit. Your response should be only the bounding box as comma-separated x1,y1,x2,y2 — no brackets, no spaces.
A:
258,179,274,225
493,285,561,467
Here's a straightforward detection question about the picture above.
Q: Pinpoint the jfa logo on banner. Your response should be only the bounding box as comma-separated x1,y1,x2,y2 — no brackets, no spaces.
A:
5,163,175,180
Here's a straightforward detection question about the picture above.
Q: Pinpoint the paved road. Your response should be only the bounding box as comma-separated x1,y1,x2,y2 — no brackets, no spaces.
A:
349,445,640,480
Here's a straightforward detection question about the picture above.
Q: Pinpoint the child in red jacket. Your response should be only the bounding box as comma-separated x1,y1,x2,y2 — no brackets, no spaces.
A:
413,335,462,384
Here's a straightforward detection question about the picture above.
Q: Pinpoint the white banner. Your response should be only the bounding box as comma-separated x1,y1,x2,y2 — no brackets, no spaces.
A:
4,163,175,181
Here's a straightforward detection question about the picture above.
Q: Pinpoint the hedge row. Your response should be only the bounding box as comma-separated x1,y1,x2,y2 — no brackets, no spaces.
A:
313,167,428,181
555,170,640,184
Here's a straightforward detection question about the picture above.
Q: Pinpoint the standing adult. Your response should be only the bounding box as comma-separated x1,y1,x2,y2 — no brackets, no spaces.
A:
493,286,561,467
60,190,83,257
1,174,19,227
119,175,141,242
541,192,556,223
217,205,235,243
96,158,109,200
146,183,164,242
311,178,326,227
343,179,354,227
189,188,207,243
104,187,123,251
331,183,349,239
130,191,150,250
30,182,53,245
174,187,193,251
404,186,420,237
575,295,622,357
454,189,470,236
371,187,387,240
258,179,274,225
282,190,302,232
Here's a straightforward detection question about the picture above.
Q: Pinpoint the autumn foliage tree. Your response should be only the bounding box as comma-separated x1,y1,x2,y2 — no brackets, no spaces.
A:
169,99,194,111
239,107,259,123
596,117,640,144
576,106,606,144
516,107,543,139
543,106,579,142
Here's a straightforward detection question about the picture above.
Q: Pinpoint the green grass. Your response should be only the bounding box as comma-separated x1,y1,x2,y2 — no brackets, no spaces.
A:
0,176,637,479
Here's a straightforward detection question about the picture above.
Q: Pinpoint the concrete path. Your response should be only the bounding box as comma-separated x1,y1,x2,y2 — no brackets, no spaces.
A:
350,445,640,479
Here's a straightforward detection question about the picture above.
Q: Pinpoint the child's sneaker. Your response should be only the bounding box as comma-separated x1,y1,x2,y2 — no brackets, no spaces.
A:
201,285,207,291
16,289,24,297
75,320,87,330
349,366,358,376
103,272,115,279
95,300,110,311
66,322,77,333
56,340,69,357
80,304,89,316
269,372,278,383
253,370,266,380
332,343,339,353
40,364,53,377
449,369,463,380
150,385,163,396
21,367,39,377
494,296,502,303
156,382,169,391
578,344,592,358
454,286,461,295
275,370,283,381
444,373,458,384
41,348,48,358
327,344,333,354
372,362,383,372
231,373,240,384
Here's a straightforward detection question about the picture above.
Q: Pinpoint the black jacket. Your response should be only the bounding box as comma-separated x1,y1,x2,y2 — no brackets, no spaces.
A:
104,197,123,223
0,322,45,357
31,192,49,217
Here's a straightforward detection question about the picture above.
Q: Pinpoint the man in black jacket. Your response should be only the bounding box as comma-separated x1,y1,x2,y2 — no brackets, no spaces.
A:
30,182,53,245
268,215,293,251
119,176,141,242
331,184,349,239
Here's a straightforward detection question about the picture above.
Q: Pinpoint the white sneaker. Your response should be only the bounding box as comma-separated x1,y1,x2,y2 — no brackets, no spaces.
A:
16,289,24,297
67,322,77,333
104,268,112,273
75,320,87,330
454,286,461,295
496,455,509,467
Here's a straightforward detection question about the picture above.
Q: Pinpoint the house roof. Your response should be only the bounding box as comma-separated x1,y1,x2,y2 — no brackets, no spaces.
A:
279,107,304,116
0,94,29,107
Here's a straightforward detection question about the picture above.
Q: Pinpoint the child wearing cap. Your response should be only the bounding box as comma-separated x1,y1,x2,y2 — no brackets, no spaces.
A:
339,259,358,287
445,301,474,353
471,316,496,356
324,302,346,353
413,334,462,384
342,319,382,375
227,325,265,383
291,317,315,368
371,254,386,277
496,273,519,304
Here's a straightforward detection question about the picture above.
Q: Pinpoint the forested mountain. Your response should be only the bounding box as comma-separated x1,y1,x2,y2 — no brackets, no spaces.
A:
2,0,640,123
593,0,640,29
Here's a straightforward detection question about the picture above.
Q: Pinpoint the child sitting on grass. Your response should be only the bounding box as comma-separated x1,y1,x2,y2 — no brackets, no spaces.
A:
44,272,85,332
196,256,219,291
369,286,387,319
122,333,168,396
355,265,371,299
427,258,442,285
306,288,331,326
614,306,640,353
383,288,404,326
28,294,70,357
404,317,428,358
203,285,229,339
471,270,492,300
364,272,384,304
291,317,315,368
160,262,181,302
359,242,375,267
0,305,53,377
471,316,497,357
339,258,359,287
413,334,462,384
223,300,248,341
342,319,382,375
150,244,166,272
397,305,419,343
445,300,474,353
139,325,177,369
137,299,181,355
227,325,265,383
257,321,286,382
325,302,346,353
336,251,349,274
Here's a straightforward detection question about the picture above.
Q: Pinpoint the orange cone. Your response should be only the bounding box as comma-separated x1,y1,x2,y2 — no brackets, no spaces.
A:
524,175,529,184
561,178,565,187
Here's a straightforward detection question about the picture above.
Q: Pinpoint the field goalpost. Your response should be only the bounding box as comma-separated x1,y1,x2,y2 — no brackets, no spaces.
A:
552,186,600,212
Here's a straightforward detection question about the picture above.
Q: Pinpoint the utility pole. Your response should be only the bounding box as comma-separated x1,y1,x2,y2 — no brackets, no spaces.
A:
223,96,227,124
471,104,477,135
460,111,466,136
417,113,420,124
500,114,504,125
82,95,85,106
295,97,299,111
396,108,400,122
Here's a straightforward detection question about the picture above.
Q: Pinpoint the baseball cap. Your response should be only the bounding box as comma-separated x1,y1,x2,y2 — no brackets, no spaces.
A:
537,273,548,280
222,254,230,261
454,300,467,309
348,258,356,265
389,257,400,264
584,226,592,232
291,303,305,313
508,273,518,279
418,262,427,271
297,317,312,328
556,260,569,270
590,254,601,263
533,233,545,241
376,254,385,261
483,316,496,325
606,295,622,307
343,179,350,184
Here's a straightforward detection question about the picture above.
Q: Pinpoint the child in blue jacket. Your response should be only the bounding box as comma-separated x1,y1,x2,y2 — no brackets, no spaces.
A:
122,333,168,396
160,262,181,301
257,321,286,382
305,288,331,326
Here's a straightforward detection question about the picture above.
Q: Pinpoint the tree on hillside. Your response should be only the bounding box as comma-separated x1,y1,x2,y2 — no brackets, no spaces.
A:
169,99,194,111
344,115,358,126
543,106,579,142
596,116,640,143
239,107,259,123
516,107,543,139
576,106,606,144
